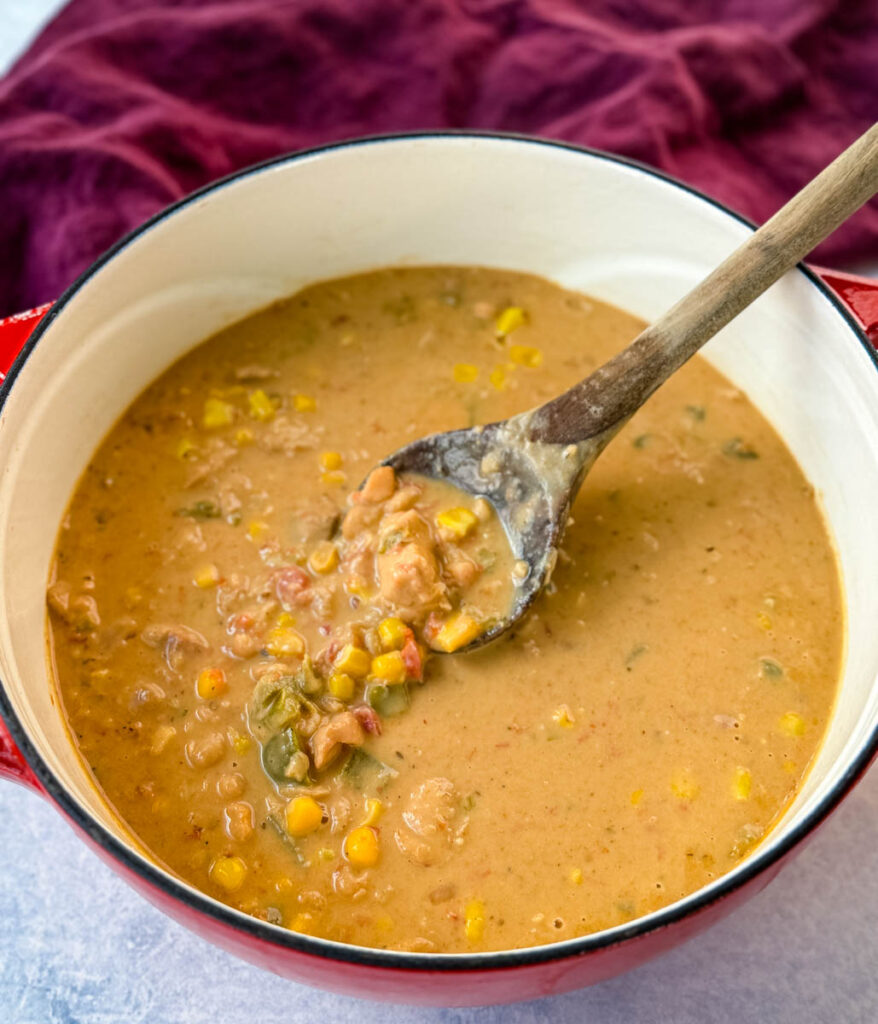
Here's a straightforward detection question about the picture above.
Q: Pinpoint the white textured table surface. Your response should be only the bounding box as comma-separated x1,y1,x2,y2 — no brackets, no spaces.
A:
1,2,877,1020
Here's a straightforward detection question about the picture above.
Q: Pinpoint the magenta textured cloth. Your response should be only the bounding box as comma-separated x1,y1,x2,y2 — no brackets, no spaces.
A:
0,0,876,316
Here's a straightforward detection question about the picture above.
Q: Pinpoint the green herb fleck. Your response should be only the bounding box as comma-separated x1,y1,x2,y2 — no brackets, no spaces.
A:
175,500,221,520
378,529,405,554
477,548,497,571
632,434,651,449
722,438,759,460
760,658,784,679
625,643,649,670
382,295,416,324
686,405,706,421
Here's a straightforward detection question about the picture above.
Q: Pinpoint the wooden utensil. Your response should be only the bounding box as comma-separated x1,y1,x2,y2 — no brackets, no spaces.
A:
383,123,878,650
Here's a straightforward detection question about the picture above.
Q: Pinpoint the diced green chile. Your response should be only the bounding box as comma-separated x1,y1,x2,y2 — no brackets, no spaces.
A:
366,681,410,717
250,677,303,734
340,748,398,792
296,657,322,695
261,727,306,785
264,814,306,864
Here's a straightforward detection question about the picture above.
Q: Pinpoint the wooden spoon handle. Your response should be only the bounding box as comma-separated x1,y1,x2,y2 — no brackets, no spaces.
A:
531,122,878,446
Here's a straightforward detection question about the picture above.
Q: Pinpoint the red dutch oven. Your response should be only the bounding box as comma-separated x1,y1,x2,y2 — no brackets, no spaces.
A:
0,135,877,1005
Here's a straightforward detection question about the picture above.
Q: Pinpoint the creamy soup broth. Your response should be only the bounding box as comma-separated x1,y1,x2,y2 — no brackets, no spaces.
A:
48,267,842,953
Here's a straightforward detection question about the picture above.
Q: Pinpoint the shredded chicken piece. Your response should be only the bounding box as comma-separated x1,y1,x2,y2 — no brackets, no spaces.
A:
403,778,457,837
376,509,447,620
141,623,209,651
354,465,396,504
309,711,365,770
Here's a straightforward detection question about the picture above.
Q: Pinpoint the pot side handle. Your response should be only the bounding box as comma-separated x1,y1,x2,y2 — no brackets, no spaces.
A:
0,269,875,792
0,304,51,790
0,726,41,791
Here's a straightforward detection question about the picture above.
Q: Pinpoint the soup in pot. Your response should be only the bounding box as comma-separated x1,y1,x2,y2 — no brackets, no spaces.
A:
47,267,842,953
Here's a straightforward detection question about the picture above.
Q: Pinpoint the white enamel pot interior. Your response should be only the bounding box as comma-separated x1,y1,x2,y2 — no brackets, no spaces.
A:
0,133,876,973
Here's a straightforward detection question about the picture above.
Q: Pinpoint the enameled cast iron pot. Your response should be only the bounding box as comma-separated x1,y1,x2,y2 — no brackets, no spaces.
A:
0,134,877,1006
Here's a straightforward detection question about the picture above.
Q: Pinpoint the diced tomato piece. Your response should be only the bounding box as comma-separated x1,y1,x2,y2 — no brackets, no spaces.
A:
275,565,312,607
401,631,424,681
352,704,382,735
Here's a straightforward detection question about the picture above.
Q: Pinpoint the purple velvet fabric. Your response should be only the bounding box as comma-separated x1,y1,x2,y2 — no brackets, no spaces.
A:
0,0,876,316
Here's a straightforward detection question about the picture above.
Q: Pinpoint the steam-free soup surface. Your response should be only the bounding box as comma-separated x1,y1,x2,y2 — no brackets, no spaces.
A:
48,267,842,953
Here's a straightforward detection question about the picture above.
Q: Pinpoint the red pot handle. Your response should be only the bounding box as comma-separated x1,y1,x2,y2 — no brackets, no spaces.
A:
0,269,875,792
0,726,40,791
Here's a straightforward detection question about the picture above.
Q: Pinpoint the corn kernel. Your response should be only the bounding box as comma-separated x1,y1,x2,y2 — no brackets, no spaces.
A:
335,644,371,679
569,867,583,886
196,667,227,700
328,672,355,701
320,470,347,487
293,393,317,413
630,788,644,807
431,612,481,653
209,855,247,892
277,611,296,628
308,541,339,574
489,364,511,391
464,899,485,943
265,626,305,658
289,912,315,934
370,651,407,685
202,398,235,429
231,731,251,755
553,704,575,728
671,775,699,801
345,575,373,600
495,306,527,337
757,611,773,631
234,428,254,446
362,799,384,827
176,437,198,460
344,826,380,869
732,767,752,801
378,617,408,651
247,519,269,541
285,795,325,838
453,363,479,383
320,451,343,471
317,847,335,862
509,344,543,368
193,563,220,588
779,711,806,737
436,506,479,540
248,388,275,421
